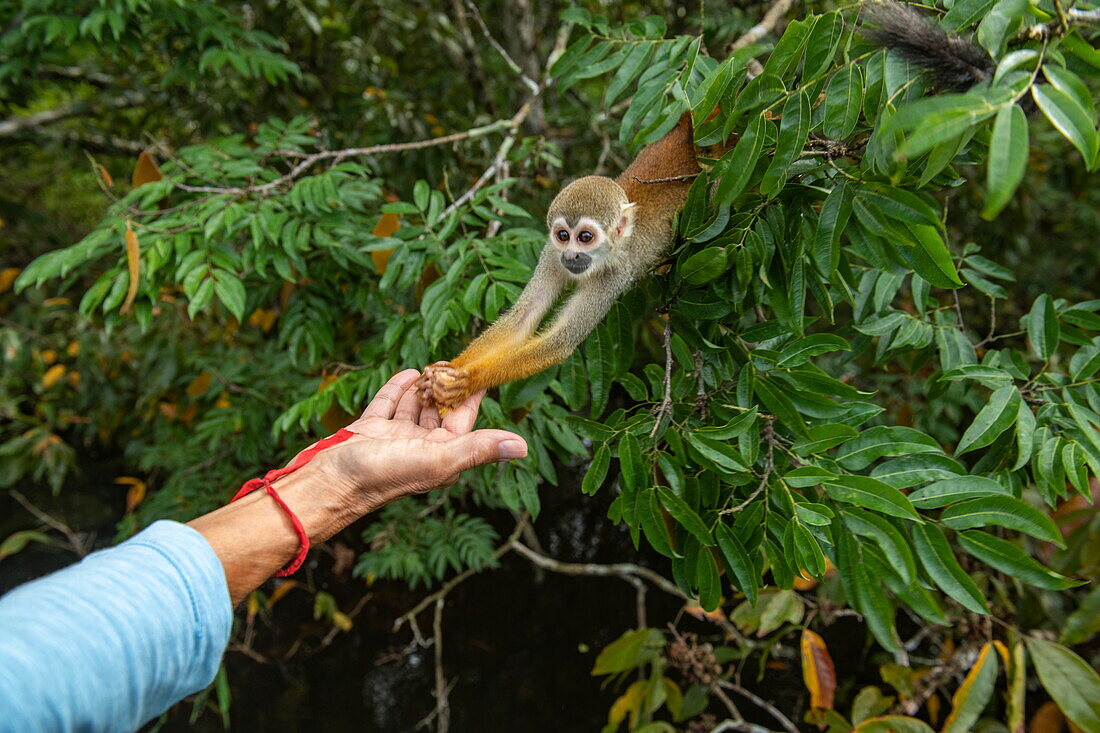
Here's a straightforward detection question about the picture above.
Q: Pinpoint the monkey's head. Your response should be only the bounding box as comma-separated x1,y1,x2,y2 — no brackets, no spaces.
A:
546,176,636,277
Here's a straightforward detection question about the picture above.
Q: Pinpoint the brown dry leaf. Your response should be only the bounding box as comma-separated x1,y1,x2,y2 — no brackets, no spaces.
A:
926,692,941,726
42,297,71,307
800,629,837,710
67,371,81,389
0,267,20,293
186,371,211,397
1030,701,1065,733
121,222,140,314
42,364,67,389
98,164,114,187
370,211,400,274
131,150,163,188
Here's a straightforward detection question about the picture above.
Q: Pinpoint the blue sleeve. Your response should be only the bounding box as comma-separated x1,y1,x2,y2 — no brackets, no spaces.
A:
0,520,232,733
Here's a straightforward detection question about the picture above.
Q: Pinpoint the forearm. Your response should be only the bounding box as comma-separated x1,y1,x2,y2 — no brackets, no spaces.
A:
188,458,398,605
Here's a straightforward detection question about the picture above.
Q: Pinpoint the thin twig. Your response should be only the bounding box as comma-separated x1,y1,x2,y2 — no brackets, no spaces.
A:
9,490,88,557
650,316,674,438
511,541,686,601
730,0,799,51
462,0,539,95
719,680,799,733
432,598,450,733
632,173,701,184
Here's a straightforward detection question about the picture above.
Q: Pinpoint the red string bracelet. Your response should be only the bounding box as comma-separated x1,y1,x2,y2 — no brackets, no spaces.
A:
230,428,356,577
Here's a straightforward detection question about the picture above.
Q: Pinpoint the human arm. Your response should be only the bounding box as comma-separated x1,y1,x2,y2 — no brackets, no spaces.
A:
189,368,527,603
0,369,526,732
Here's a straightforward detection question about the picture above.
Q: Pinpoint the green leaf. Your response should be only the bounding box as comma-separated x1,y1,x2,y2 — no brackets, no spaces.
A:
836,426,941,471
852,558,902,652
793,423,860,456
1026,638,1100,732
694,407,757,440
680,246,729,285
890,90,1009,161
639,488,677,558
784,466,837,488
658,487,715,547
582,444,611,495
842,508,917,585
941,643,999,733
619,433,647,492
855,185,942,229
941,495,1066,547
977,0,1029,54
981,104,1028,220
823,476,921,521
1024,294,1060,360
697,544,722,611
761,90,811,198
908,475,1012,509
605,42,655,107
1032,83,1100,169
955,384,1021,454
686,433,750,474
714,114,766,206
897,223,963,288
0,530,53,559
824,64,863,139
912,523,990,614
592,628,663,675
958,530,1081,589
777,333,850,367
812,180,853,277
1061,585,1100,645
212,270,247,321
870,454,966,489
715,523,758,606
1070,340,1100,381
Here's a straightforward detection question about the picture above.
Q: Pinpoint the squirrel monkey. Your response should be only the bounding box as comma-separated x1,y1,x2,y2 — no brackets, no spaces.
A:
417,114,701,413
416,1,1000,414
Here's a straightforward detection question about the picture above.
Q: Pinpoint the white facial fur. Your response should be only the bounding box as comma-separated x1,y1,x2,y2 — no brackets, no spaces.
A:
549,203,636,278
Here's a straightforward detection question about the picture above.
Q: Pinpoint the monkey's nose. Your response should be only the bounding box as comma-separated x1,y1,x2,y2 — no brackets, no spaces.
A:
561,251,592,274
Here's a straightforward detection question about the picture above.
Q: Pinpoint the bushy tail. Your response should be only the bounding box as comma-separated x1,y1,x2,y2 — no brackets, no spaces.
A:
861,1,994,92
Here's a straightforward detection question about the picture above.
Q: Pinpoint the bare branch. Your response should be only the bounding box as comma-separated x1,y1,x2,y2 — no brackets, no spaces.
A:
9,490,88,557
730,0,799,51
0,92,144,139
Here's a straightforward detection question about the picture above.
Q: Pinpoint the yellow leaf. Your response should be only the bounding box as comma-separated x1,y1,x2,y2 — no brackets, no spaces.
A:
801,629,837,710
67,371,81,389
266,580,298,607
214,391,230,409
926,692,941,726
942,642,999,733
66,340,81,357
42,364,67,389
332,611,353,632
0,267,20,293
131,150,163,188
246,591,260,623
125,481,147,513
1007,642,1026,733
187,371,211,397
121,222,140,314
607,680,647,729
42,297,71,307
40,349,57,365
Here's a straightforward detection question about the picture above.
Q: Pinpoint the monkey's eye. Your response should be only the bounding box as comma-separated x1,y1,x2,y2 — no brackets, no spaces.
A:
578,231,594,244
555,230,569,242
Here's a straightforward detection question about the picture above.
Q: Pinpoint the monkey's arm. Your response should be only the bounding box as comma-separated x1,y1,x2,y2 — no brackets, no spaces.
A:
422,278,622,413
453,246,566,365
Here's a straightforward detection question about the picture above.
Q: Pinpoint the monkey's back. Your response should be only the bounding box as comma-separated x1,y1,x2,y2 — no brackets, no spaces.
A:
615,113,699,247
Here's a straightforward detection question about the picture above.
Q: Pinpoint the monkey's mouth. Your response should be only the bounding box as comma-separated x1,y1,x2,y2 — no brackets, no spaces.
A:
561,253,592,275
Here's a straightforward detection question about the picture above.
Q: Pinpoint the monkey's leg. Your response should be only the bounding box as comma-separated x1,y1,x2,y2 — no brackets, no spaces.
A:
427,280,621,413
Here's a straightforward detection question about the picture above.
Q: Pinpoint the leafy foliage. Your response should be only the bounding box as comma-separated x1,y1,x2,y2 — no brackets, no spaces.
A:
4,0,1100,729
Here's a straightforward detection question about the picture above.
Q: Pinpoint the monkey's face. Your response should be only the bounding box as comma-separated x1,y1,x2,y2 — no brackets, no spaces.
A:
547,176,636,278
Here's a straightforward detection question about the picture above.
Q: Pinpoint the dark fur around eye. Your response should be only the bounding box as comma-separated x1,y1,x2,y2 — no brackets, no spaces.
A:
556,230,569,242
578,231,593,243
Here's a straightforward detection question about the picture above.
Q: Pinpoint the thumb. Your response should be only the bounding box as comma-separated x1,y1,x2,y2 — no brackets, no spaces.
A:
446,429,528,473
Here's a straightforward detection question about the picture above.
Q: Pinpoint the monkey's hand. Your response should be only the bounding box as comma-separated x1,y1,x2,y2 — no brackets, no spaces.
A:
417,361,474,416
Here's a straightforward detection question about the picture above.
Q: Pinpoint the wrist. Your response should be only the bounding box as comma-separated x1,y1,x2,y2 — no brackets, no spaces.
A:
271,459,367,544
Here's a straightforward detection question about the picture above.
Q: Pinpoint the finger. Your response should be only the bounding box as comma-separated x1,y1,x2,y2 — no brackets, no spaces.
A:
360,369,421,419
445,429,527,473
441,389,486,434
419,402,442,431
393,382,422,423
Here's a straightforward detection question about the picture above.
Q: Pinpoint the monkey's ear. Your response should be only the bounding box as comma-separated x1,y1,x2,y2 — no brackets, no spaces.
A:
616,202,637,240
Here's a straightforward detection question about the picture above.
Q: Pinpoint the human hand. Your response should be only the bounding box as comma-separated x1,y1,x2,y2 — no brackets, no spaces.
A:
312,369,527,514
